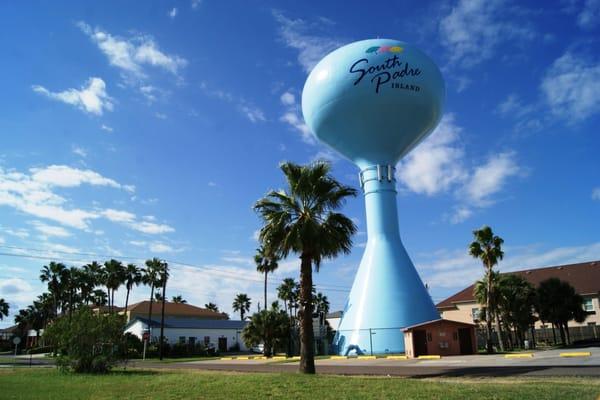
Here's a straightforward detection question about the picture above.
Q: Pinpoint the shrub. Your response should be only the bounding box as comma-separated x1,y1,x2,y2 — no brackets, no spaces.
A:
44,307,125,373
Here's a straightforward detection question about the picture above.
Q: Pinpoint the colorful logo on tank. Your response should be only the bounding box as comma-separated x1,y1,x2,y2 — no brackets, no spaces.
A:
366,45,403,55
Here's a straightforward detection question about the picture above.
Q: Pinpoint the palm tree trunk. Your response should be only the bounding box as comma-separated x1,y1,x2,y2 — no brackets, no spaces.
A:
125,288,130,311
147,284,154,343
559,322,566,345
565,322,571,345
486,267,493,353
494,315,505,352
551,323,557,344
159,279,167,360
264,271,268,310
299,254,315,374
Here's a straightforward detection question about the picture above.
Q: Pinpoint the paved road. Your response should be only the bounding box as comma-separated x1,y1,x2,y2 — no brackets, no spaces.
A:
134,346,600,377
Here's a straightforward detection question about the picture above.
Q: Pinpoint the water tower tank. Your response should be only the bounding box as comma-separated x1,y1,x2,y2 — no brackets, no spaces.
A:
302,39,445,354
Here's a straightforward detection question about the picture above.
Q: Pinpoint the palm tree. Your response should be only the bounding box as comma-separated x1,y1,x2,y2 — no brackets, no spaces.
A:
232,293,252,320
39,262,66,318
83,261,104,305
254,161,357,374
255,245,279,309
124,263,142,311
497,274,536,348
171,295,187,304
277,278,297,316
314,292,330,316
154,291,164,302
205,302,219,313
157,260,169,361
104,259,125,313
142,258,162,327
0,298,9,320
469,225,505,353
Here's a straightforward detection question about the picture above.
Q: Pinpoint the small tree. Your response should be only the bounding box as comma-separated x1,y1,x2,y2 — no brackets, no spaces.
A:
232,293,251,320
44,307,125,373
242,302,290,357
205,302,219,313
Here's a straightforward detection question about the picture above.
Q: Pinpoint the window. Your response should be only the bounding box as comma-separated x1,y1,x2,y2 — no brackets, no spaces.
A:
204,336,210,345
439,331,446,337
426,332,432,341
471,308,481,321
189,337,196,345
583,298,594,312
179,336,186,344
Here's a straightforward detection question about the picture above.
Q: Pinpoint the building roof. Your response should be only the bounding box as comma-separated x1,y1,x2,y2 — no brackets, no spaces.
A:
436,260,600,310
127,316,247,330
403,318,476,331
125,301,228,319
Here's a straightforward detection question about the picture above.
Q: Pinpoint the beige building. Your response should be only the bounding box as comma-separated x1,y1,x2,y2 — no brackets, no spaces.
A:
436,260,600,329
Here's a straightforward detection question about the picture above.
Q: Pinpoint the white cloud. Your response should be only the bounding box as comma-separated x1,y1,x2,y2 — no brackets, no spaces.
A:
102,208,174,234
541,52,600,123
140,85,159,102
30,221,71,237
273,11,343,73
279,90,314,144
238,104,266,123
397,114,467,196
208,181,217,187
191,0,202,9
280,91,295,106
149,242,175,253
32,77,113,115
0,165,169,235
71,146,88,158
592,187,600,200
155,112,167,120
78,22,187,77
101,124,113,133
168,8,178,19
199,81,265,123
439,0,535,67
462,152,521,207
395,115,522,223
30,165,131,191
420,242,600,292
577,0,600,29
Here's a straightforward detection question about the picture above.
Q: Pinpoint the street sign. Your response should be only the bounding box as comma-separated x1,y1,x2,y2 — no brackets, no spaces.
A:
12,337,21,345
143,332,150,341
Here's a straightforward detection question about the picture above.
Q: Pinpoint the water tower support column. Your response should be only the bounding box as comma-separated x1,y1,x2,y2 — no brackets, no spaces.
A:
334,165,439,355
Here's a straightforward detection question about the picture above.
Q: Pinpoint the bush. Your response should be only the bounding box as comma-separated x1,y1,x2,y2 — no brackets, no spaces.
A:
44,307,125,373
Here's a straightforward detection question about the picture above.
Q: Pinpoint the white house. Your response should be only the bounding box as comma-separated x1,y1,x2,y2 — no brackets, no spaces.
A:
125,316,249,352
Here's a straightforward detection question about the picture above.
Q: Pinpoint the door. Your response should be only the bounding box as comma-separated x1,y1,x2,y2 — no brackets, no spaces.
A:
218,337,227,352
458,328,473,355
413,329,428,357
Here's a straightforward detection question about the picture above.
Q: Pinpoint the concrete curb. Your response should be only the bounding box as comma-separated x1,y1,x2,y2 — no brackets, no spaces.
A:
560,352,591,357
504,353,534,359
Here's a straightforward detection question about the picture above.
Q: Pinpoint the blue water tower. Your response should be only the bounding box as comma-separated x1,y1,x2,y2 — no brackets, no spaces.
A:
302,39,445,354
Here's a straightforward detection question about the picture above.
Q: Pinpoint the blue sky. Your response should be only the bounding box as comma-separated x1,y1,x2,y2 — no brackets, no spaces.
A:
1,0,599,327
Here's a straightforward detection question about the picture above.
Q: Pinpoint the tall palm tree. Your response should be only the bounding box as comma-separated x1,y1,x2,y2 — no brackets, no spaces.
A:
314,292,330,316
83,261,104,305
232,293,252,320
277,278,297,316
255,245,279,309
104,259,125,313
0,298,9,320
469,225,505,353
143,258,162,327
157,260,169,361
39,262,66,318
124,263,142,311
171,295,187,304
254,161,357,374
205,302,219,312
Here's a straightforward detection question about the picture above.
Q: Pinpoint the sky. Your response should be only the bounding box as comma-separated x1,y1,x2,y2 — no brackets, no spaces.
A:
0,0,599,328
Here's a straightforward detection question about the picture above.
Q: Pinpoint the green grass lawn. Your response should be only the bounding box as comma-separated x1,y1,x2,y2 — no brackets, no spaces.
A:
1,369,599,399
